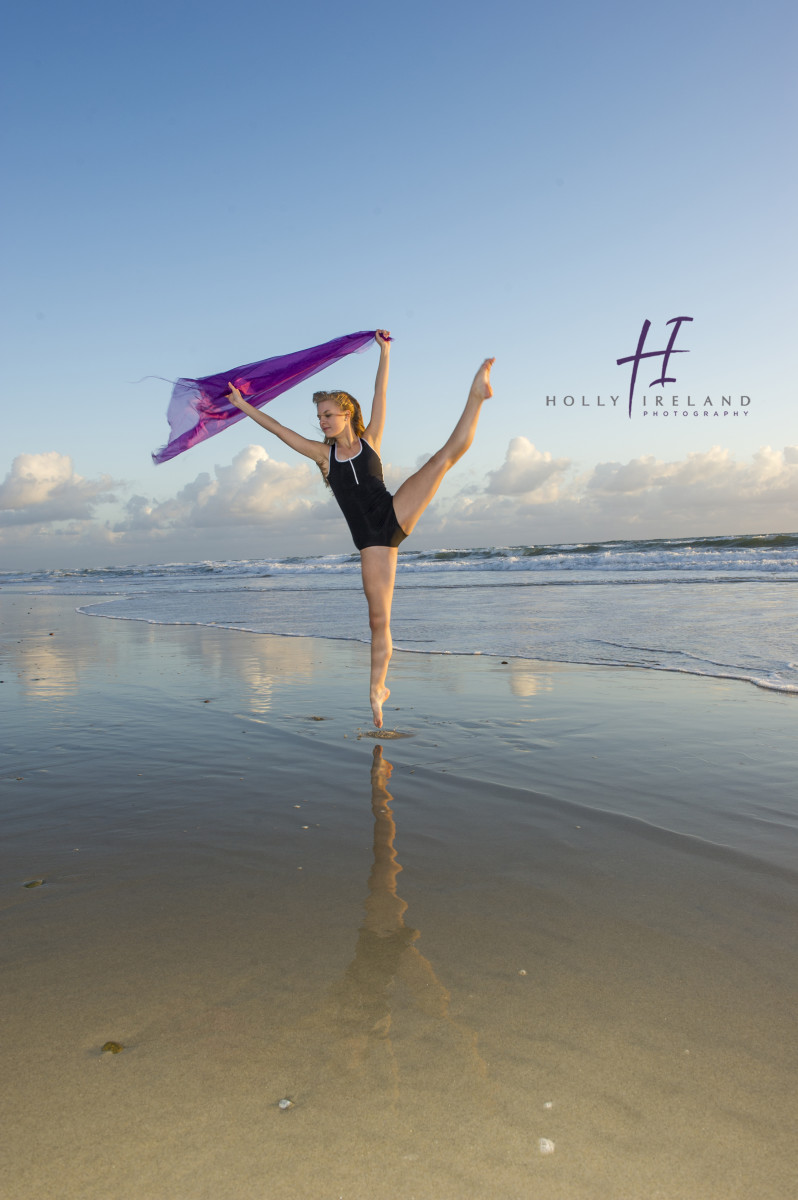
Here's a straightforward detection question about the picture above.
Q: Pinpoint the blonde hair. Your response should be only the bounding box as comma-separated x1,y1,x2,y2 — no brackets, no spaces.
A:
313,390,365,488
313,390,365,442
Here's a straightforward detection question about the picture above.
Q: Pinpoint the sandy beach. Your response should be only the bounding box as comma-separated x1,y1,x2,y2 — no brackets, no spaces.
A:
2,594,797,1199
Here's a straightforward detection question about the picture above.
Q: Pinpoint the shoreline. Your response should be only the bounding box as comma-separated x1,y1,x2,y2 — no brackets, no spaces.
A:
2,595,797,1199
5,592,797,869
69,595,798,699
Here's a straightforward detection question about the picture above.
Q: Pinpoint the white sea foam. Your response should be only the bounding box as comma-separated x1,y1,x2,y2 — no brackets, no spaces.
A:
2,532,797,591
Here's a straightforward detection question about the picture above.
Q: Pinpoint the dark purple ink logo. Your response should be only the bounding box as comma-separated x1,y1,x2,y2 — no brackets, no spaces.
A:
617,316,693,417
543,317,751,418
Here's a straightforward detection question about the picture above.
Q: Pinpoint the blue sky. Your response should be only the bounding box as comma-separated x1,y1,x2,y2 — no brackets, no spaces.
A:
2,0,796,567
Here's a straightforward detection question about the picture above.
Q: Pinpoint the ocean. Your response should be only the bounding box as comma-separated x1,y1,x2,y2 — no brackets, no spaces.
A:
4,532,797,695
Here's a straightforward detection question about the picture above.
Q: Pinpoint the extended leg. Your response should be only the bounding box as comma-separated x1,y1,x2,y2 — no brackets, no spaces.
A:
360,546,398,728
392,358,494,536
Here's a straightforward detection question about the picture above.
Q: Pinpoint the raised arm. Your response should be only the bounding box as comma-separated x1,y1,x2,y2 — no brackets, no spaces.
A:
226,384,329,469
362,329,391,454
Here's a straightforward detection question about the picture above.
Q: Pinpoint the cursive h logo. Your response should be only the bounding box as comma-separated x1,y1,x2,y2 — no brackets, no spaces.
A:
617,316,693,417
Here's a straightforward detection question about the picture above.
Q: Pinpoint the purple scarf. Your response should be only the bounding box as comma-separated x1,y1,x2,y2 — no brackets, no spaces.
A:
152,330,381,465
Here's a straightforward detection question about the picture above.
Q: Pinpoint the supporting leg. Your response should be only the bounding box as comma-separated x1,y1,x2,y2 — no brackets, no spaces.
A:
392,358,494,536
360,546,398,728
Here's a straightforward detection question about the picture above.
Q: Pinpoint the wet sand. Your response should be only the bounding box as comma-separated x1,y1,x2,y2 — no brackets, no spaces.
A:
2,595,797,1199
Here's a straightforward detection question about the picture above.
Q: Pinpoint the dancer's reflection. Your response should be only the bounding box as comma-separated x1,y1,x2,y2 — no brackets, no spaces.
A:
294,746,486,1091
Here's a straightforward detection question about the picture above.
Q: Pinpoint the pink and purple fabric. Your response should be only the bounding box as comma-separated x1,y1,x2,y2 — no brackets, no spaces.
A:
152,330,383,465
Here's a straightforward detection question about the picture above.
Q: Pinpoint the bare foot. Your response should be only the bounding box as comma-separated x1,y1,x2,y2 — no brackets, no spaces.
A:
371,685,390,728
469,357,495,403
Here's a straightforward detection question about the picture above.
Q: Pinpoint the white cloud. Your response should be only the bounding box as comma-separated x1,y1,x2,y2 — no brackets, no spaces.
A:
585,445,798,513
409,443,798,546
2,441,797,569
113,445,323,533
0,452,116,526
485,437,571,495
587,455,669,494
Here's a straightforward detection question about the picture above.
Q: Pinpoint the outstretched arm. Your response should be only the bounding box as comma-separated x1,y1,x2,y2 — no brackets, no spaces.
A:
362,329,391,454
226,384,329,469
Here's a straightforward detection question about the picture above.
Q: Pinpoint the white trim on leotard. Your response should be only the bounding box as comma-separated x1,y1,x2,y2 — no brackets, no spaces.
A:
332,437,367,485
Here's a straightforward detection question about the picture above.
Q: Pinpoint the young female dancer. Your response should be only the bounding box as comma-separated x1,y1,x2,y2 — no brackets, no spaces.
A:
227,331,494,728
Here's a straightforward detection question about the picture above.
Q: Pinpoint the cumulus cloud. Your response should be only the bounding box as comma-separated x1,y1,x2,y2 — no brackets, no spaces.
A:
485,437,571,495
113,445,324,533
412,443,798,546
585,445,798,511
3,440,797,569
587,455,669,494
0,453,116,526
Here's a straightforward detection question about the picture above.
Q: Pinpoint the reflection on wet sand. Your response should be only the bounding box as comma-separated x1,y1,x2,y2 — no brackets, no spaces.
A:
193,628,324,714
281,747,487,1103
12,637,83,699
29,596,327,712
507,664,554,698
25,593,556,712
326,747,486,1080
4,598,108,699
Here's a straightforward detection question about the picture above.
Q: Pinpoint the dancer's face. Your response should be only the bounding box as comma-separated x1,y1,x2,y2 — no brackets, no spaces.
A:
316,400,350,439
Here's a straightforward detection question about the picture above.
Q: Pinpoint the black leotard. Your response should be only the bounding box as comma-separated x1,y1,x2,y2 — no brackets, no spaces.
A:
327,438,407,551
